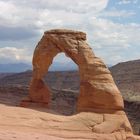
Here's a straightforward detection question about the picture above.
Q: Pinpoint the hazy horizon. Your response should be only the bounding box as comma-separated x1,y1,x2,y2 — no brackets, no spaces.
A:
0,56,140,73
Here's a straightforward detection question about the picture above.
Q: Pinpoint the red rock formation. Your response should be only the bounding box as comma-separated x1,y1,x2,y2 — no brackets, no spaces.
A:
23,29,123,112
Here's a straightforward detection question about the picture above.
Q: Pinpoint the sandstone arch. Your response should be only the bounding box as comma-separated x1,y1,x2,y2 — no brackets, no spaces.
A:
25,29,124,112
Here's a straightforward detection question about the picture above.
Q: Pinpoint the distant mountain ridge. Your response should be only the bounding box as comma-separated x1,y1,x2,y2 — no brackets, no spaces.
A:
49,61,78,71
0,62,78,73
1,59,140,100
0,63,31,73
110,59,140,101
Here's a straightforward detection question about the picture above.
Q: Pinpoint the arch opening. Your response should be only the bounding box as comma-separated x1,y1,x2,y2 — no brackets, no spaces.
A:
48,53,78,72
45,52,80,115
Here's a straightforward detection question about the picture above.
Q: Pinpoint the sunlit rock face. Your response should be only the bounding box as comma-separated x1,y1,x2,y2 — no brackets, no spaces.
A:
24,29,123,111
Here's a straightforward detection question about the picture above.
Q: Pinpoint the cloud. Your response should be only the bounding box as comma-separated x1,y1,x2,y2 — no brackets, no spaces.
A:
0,0,108,39
89,17,140,46
0,0,139,65
0,0,108,27
86,17,140,64
3,0,108,14
0,47,32,64
0,26,38,41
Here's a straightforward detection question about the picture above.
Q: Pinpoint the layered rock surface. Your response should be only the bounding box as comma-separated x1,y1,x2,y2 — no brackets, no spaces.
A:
0,104,139,140
18,29,140,139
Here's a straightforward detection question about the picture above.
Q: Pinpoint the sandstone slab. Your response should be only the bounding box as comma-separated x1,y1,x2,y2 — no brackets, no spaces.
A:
0,104,140,140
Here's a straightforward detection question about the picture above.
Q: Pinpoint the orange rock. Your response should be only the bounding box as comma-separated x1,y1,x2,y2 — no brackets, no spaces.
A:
26,29,123,111
0,104,140,140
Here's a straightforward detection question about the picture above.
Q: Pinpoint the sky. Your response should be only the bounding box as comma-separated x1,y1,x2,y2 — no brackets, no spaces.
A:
0,0,140,65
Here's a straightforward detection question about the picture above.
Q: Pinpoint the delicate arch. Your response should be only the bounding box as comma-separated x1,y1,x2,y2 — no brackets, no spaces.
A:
24,29,124,112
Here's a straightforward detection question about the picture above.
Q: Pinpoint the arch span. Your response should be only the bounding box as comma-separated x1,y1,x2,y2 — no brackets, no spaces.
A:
22,29,124,112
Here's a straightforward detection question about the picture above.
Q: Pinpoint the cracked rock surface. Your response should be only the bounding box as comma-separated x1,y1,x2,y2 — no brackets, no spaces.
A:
0,104,140,140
